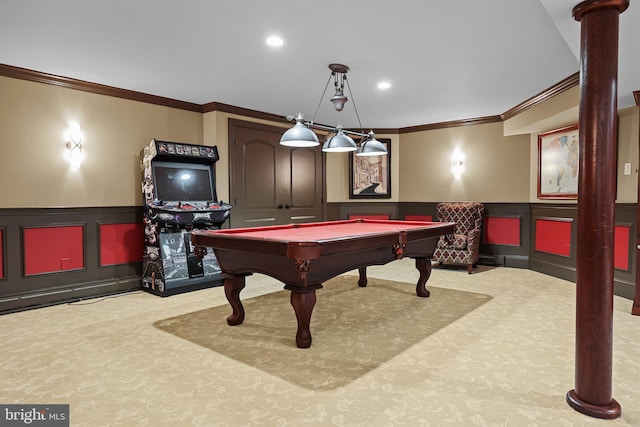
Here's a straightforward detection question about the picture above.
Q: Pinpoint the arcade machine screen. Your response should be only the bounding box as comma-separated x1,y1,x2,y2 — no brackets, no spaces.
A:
153,162,215,202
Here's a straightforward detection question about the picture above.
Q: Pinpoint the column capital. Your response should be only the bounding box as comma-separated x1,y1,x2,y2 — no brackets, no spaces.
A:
573,0,629,21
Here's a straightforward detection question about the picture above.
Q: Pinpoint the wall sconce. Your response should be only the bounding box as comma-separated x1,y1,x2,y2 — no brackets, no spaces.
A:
451,148,465,179
64,122,84,169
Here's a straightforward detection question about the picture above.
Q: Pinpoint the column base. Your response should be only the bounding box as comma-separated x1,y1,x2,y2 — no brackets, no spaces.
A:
566,390,621,419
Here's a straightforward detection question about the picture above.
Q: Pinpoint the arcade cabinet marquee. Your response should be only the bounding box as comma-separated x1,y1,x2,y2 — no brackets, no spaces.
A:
140,139,231,296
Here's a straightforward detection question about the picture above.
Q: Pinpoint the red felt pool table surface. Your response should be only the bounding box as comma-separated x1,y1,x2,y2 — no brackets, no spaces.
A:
191,219,455,348
207,219,446,242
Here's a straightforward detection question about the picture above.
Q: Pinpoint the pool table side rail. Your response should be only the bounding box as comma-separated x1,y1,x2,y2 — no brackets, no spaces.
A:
191,220,455,260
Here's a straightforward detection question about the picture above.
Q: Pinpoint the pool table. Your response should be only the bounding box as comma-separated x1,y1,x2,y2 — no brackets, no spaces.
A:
191,219,455,348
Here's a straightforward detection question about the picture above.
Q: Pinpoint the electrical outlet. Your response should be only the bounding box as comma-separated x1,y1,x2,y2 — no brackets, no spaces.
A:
624,163,632,175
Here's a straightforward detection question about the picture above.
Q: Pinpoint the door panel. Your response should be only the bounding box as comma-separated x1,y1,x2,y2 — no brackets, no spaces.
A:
287,148,322,223
229,119,323,228
243,140,276,209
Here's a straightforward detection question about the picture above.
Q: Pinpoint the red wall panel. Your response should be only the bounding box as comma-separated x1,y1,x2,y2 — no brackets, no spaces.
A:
614,225,630,271
100,223,144,266
348,214,390,220
0,228,4,278
404,215,433,222
535,218,572,257
483,217,521,246
24,226,84,275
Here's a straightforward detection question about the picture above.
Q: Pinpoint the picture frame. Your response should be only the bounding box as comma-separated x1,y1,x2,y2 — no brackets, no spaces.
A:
349,138,391,199
537,125,579,199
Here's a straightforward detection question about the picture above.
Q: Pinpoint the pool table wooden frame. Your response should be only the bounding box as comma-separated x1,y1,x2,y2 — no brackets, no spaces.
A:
192,219,455,348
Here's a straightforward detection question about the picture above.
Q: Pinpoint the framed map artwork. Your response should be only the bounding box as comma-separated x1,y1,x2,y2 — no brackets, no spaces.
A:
537,125,579,199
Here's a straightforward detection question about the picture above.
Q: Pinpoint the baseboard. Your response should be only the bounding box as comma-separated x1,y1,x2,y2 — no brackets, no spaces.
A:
528,258,577,282
614,278,635,300
0,276,141,314
480,254,529,269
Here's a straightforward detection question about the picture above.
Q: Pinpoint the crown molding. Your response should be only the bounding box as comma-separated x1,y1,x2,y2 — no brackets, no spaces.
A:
398,115,503,133
0,63,202,112
201,101,289,124
1,63,581,131
501,72,580,121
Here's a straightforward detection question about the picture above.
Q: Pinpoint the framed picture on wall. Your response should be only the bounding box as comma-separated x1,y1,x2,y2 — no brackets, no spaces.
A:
349,139,391,199
537,125,579,199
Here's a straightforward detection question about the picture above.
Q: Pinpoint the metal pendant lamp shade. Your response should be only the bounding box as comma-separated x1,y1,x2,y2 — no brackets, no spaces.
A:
280,114,320,147
356,131,388,156
322,125,357,152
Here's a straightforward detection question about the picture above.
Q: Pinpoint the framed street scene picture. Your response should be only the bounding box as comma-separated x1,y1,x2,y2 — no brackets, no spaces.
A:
349,139,391,199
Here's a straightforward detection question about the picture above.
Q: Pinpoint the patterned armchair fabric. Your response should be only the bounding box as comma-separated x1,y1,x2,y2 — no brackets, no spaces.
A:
432,202,485,273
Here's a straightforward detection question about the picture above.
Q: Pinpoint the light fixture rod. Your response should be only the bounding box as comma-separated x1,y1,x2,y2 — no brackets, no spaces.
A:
310,72,334,124
344,75,364,133
287,117,370,139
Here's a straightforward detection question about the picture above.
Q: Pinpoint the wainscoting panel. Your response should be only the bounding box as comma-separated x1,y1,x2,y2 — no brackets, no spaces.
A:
23,225,85,275
0,207,143,313
0,228,4,279
99,222,144,267
529,203,636,300
483,216,521,246
329,201,635,300
534,217,573,257
478,203,531,268
614,224,631,272
326,202,401,222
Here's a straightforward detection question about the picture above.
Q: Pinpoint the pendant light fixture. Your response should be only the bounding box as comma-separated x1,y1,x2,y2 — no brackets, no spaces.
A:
279,64,387,156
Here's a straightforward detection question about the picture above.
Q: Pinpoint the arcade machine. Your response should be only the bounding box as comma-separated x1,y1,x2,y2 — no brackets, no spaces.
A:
140,138,232,296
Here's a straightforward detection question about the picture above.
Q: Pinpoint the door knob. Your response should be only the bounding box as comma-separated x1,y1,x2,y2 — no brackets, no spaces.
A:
277,204,284,209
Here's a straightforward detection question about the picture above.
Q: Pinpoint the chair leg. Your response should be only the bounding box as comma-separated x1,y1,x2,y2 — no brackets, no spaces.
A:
467,264,473,274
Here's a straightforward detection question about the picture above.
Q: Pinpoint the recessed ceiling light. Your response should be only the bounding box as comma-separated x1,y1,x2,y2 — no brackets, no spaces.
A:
377,81,391,90
266,35,284,47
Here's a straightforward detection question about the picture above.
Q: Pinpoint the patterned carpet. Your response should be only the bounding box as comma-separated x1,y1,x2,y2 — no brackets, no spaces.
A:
0,260,638,426
154,277,491,390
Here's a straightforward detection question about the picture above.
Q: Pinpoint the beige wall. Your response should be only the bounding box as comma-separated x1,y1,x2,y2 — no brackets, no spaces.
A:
2,75,637,209
0,76,203,208
398,122,531,202
616,106,640,203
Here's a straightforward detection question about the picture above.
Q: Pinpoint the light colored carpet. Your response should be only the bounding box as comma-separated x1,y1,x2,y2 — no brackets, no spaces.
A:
0,259,638,426
154,277,492,390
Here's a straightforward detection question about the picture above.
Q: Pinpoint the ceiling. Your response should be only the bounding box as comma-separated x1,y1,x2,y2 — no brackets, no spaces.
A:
0,1,637,130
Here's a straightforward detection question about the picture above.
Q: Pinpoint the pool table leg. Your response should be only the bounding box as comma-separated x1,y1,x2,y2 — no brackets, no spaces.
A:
415,257,432,297
224,275,247,326
289,288,317,348
357,267,367,287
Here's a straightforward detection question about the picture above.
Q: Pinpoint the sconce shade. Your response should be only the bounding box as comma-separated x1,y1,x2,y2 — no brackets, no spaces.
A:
280,114,320,147
356,132,387,156
322,125,357,152
330,89,349,111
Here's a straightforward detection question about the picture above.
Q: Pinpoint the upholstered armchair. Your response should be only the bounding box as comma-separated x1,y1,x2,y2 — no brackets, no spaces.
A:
432,202,485,273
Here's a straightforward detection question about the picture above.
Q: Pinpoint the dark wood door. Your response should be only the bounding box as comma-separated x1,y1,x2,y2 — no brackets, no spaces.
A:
635,129,640,315
228,119,324,228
